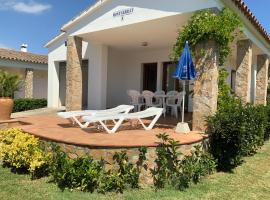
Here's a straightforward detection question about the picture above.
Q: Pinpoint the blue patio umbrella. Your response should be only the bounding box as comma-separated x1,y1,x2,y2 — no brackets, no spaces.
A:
173,41,196,123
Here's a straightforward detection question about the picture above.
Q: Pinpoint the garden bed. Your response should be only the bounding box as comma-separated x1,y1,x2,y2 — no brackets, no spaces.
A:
43,138,208,185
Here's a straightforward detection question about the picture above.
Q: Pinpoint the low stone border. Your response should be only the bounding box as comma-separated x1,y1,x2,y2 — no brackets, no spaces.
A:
43,137,208,185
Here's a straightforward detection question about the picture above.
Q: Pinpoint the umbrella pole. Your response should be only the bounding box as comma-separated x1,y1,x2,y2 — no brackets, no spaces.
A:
181,80,185,123
176,80,190,134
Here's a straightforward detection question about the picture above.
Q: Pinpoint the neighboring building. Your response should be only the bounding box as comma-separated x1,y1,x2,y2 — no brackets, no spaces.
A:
45,0,270,130
0,45,48,99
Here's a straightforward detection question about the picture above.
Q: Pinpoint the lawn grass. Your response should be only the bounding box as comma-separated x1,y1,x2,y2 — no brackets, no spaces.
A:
1,141,270,200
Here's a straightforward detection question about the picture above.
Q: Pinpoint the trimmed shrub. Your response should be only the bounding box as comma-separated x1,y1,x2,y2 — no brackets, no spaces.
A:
151,133,216,190
206,104,267,171
98,150,146,193
49,145,147,193
13,98,47,112
173,146,216,190
0,128,52,178
264,105,270,140
50,148,106,192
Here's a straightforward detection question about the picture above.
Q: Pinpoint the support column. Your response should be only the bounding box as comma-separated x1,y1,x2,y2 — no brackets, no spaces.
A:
88,44,108,109
66,36,82,111
24,68,33,98
235,39,252,103
192,41,219,132
47,60,59,108
156,62,163,91
256,54,269,105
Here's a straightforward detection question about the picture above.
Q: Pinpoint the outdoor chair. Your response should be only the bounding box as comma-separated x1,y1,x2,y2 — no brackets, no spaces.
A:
127,90,145,111
166,92,185,118
166,90,179,96
154,90,165,95
57,105,134,128
82,107,164,133
165,90,179,114
142,90,162,108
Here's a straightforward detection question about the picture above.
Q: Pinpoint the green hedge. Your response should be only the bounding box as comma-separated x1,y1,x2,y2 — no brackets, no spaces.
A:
264,106,270,140
49,145,147,193
13,98,47,113
206,103,268,171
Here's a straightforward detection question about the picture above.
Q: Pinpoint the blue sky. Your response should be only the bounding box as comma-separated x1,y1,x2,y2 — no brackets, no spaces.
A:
0,0,269,55
0,0,96,54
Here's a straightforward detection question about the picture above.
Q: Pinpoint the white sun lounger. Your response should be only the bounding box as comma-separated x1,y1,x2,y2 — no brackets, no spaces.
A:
82,107,164,134
57,105,134,128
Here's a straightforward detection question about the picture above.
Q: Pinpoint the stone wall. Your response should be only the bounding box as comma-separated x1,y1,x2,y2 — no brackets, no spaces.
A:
66,36,83,111
192,41,219,132
47,140,207,185
235,39,252,103
24,68,33,98
256,54,269,105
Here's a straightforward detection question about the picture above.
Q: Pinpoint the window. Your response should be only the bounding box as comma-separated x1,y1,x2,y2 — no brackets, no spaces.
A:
231,70,236,92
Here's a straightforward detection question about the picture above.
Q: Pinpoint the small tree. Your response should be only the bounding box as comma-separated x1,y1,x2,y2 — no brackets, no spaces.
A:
172,8,242,66
0,70,23,98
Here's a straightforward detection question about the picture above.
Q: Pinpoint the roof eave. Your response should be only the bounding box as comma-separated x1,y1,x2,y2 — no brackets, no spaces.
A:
44,32,66,48
45,0,270,48
61,0,110,32
229,0,270,45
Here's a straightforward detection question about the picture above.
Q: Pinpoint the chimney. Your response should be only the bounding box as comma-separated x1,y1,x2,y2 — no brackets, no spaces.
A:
20,44,28,52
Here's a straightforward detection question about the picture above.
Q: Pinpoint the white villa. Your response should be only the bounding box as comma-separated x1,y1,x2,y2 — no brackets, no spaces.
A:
45,0,270,131
0,45,48,99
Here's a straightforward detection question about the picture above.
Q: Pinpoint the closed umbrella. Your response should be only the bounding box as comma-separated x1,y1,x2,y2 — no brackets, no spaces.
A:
173,41,196,133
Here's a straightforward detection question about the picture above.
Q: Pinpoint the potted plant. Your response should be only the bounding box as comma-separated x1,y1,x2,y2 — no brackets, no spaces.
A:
0,70,23,120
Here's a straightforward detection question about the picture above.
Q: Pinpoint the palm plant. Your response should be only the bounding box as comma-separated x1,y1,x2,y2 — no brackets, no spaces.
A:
0,70,23,98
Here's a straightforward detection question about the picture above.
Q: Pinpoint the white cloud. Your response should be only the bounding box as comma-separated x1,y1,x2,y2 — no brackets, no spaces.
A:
13,2,51,14
0,0,51,14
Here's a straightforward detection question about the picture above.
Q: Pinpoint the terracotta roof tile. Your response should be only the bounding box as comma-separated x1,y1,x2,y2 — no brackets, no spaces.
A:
231,0,270,44
0,48,47,64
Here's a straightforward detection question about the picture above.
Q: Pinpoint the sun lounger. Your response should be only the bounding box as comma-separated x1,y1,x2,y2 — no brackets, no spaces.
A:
57,105,134,128
82,107,163,133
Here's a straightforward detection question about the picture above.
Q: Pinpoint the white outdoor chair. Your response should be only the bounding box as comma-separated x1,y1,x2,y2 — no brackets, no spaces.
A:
154,90,166,116
166,90,179,96
154,90,165,96
142,90,162,108
166,92,185,118
127,90,145,111
57,105,134,128
165,91,179,113
82,107,164,134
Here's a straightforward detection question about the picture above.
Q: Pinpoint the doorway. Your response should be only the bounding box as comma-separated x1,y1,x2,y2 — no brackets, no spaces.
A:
142,63,157,92
162,62,180,92
58,60,89,108
162,62,190,110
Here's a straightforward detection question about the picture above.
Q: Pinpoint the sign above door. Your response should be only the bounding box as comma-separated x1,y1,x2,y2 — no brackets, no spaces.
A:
113,8,134,20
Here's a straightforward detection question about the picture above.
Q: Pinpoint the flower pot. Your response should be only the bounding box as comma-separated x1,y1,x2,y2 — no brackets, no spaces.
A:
0,98,14,120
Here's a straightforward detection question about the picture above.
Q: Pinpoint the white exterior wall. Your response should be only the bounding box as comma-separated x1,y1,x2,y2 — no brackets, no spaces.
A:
46,0,270,109
33,70,48,99
87,43,108,109
107,47,171,108
47,38,108,109
67,0,218,36
47,39,89,108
